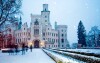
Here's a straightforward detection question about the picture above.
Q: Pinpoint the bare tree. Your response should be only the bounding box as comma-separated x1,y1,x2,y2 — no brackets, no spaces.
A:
0,0,22,27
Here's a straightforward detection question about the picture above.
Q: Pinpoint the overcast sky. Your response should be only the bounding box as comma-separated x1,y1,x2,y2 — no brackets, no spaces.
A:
21,0,100,45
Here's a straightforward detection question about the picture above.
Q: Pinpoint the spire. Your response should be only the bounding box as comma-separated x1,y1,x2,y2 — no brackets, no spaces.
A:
18,16,22,30
55,21,57,30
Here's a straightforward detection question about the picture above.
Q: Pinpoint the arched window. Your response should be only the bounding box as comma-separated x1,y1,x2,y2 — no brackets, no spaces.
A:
34,19,39,25
45,8,46,11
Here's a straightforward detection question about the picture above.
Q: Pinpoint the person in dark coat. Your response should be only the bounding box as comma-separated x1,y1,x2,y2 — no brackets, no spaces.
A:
15,44,18,55
30,45,32,52
25,45,28,52
22,43,25,55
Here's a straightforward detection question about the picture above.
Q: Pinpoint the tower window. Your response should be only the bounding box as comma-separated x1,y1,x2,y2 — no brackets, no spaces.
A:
45,16,47,18
45,20,47,22
45,8,46,11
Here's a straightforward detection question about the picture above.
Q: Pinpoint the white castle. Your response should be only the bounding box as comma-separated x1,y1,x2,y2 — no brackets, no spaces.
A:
15,4,69,49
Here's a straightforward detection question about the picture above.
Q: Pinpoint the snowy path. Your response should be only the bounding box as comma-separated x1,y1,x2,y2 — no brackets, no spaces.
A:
0,49,56,63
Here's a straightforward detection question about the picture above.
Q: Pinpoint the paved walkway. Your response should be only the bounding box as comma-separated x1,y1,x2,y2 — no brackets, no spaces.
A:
0,49,56,63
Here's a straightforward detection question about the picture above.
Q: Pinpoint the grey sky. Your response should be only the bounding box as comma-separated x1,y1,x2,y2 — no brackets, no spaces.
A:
21,0,100,44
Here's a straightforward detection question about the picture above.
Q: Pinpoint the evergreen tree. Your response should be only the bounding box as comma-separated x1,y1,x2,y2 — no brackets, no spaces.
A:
77,20,87,47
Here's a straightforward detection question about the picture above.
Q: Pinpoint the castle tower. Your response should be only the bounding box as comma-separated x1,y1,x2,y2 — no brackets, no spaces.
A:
43,4,48,11
18,16,22,30
41,4,50,25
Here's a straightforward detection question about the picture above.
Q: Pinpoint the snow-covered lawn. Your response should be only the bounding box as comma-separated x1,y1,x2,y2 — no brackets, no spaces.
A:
0,49,55,63
65,49,100,54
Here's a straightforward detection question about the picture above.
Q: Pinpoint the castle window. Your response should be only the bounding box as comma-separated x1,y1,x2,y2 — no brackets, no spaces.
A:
28,38,30,40
45,8,46,11
34,19,39,25
43,38,45,40
62,30,63,32
62,34,64,37
45,20,47,22
52,39,53,42
34,29,39,35
61,39,64,43
54,39,55,43
52,33,53,36
48,32,49,35
24,28,25,30
20,39,21,42
43,33,45,36
16,39,17,42
62,45,63,47
56,39,57,42
56,34,58,37
45,16,47,18
50,38,51,42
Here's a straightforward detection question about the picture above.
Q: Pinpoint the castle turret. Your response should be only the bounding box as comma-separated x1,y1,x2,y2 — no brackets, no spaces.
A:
18,16,22,30
43,4,48,11
55,21,57,30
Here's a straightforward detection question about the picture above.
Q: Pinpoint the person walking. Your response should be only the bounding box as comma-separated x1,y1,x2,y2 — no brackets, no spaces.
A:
15,44,18,55
25,45,28,52
30,45,32,52
22,43,25,55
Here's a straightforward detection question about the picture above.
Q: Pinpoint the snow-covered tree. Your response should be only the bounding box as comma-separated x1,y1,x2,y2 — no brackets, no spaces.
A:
87,26,100,47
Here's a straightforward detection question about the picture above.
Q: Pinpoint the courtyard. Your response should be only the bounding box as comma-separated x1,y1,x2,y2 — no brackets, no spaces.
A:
0,49,56,63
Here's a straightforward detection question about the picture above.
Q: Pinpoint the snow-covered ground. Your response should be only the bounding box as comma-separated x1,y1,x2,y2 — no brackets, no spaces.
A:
0,49,55,63
44,49,85,63
63,49,100,54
